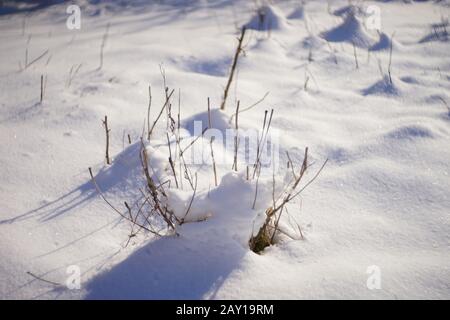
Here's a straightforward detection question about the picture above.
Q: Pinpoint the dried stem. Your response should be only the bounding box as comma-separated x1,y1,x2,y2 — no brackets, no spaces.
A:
147,85,152,140
88,167,159,235
352,42,359,70
388,32,395,84
220,26,246,110
26,271,61,287
210,137,218,187
148,89,174,139
229,91,269,124
66,63,82,88
180,173,198,224
207,97,212,128
286,151,297,180
40,74,46,103
167,133,179,188
232,100,240,171
98,23,110,71
102,116,111,165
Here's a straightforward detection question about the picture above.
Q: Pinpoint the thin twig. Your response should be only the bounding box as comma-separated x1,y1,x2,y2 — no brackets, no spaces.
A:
229,91,270,123
210,137,218,187
180,127,208,156
167,133,179,188
220,26,246,110
180,173,198,224
98,23,110,71
102,116,111,165
388,32,395,84
232,100,240,171
147,85,152,140
26,271,61,286
148,89,174,139
352,41,359,70
88,167,159,235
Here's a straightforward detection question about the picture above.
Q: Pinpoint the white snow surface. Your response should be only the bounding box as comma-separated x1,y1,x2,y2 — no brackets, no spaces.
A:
0,0,449,299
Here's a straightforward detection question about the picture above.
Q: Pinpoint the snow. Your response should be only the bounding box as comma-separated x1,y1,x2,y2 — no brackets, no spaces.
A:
0,0,449,300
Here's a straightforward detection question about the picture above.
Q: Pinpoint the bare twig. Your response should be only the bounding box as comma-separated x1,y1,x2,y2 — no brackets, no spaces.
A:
26,271,61,286
286,151,297,180
139,140,177,231
167,133,179,188
232,100,240,171
88,167,159,235
220,26,246,110
352,41,359,70
102,116,111,165
210,137,218,187
388,32,395,84
148,89,174,139
229,91,269,124
98,23,110,71
180,127,208,156
180,173,198,224
147,85,152,140
207,97,212,128
253,109,274,178
66,63,82,88
39,74,46,103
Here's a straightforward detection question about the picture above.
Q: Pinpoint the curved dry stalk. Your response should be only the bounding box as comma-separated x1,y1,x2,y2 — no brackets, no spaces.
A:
88,167,159,235
180,173,198,225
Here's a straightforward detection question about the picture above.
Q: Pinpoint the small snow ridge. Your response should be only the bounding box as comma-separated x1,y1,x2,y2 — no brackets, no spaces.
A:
245,5,287,31
173,56,231,77
182,108,230,136
361,75,402,96
400,76,419,84
333,5,366,18
370,32,402,51
300,35,326,50
385,125,434,140
419,20,449,43
326,147,352,165
321,10,375,48
287,5,305,20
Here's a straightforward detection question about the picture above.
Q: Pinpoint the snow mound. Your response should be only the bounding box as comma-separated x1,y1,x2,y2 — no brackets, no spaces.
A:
245,5,287,31
172,56,231,77
419,21,449,43
167,171,273,239
182,108,230,135
321,11,375,48
361,75,403,96
333,5,366,18
287,5,305,20
300,35,327,50
84,171,274,300
370,32,403,51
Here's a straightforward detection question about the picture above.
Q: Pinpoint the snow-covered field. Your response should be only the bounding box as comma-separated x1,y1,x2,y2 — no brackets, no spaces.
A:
0,0,449,299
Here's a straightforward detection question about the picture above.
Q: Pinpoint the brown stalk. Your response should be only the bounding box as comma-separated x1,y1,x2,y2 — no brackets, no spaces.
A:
167,133,179,188
148,89,175,139
220,26,246,110
232,100,240,171
102,116,111,165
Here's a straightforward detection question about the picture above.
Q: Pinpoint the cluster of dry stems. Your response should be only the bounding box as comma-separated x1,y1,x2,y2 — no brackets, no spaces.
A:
88,26,327,252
